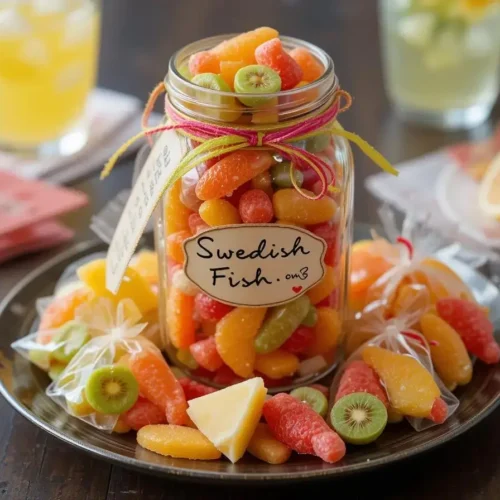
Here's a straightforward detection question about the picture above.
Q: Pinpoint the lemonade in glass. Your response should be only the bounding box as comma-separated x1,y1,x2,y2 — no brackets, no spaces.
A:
379,0,500,129
0,0,100,156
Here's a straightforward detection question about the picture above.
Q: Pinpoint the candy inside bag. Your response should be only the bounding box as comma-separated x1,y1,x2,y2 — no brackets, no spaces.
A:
336,286,459,431
351,206,475,314
45,298,160,431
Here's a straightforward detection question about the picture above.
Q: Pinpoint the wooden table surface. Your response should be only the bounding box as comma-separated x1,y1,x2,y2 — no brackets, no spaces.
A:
1,0,499,498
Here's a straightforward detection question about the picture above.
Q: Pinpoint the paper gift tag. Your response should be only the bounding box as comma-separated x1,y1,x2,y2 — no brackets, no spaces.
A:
183,224,327,307
105,130,187,293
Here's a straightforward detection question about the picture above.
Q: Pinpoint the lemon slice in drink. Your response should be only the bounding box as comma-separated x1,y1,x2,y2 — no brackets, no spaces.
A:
478,152,500,218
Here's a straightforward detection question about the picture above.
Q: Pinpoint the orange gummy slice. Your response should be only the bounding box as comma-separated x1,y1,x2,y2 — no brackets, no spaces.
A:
211,27,279,63
220,60,246,89
215,307,267,378
196,151,274,201
164,179,193,234
129,352,188,426
38,287,92,344
166,286,196,349
362,346,441,419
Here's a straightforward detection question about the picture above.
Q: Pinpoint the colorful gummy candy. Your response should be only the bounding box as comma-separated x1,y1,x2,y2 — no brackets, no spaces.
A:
263,393,346,463
435,298,500,365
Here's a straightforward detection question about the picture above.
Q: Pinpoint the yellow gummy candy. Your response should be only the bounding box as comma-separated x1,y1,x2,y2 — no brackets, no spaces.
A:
77,259,157,315
199,199,241,226
254,350,299,379
137,425,222,460
306,307,341,356
273,188,336,225
247,423,291,464
307,265,336,305
215,307,267,378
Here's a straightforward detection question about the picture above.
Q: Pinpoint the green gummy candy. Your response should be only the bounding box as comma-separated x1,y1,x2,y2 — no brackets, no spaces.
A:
254,295,311,354
305,133,330,154
271,162,304,189
51,321,90,364
301,305,318,327
28,349,51,370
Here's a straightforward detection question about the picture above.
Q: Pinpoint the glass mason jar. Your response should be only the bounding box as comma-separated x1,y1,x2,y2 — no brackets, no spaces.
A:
0,0,101,157
154,35,354,391
379,0,500,130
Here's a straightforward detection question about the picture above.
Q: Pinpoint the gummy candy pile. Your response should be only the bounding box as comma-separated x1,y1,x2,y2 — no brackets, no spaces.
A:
11,27,500,467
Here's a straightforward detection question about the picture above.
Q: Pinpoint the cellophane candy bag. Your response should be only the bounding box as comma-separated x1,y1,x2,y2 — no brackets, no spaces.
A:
350,206,475,314
335,285,459,431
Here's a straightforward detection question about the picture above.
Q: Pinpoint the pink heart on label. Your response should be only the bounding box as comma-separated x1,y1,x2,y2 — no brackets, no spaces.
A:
292,286,303,294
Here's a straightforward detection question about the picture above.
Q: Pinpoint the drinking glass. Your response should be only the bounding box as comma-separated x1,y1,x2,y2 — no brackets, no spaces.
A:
0,0,101,157
379,0,500,130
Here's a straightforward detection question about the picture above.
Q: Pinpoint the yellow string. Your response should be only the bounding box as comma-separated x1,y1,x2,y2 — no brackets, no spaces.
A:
101,93,397,183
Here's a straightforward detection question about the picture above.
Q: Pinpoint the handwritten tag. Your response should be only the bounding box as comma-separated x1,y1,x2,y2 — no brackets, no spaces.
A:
105,130,186,293
183,224,327,307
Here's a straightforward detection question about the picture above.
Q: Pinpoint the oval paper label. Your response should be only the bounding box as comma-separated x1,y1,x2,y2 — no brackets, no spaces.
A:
183,224,327,307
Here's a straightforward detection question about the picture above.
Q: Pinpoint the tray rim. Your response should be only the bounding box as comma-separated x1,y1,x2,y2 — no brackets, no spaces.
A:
0,239,499,483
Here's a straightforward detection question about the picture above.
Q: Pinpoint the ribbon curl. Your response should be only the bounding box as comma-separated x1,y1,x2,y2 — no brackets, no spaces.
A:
101,82,398,200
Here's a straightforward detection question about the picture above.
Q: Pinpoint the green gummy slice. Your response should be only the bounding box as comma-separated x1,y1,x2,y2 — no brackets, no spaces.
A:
254,295,311,354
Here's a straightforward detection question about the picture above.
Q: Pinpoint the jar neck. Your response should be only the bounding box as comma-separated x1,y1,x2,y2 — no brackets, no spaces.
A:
165,34,338,125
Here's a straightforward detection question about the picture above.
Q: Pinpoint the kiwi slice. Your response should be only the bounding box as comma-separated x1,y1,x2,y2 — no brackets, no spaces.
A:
330,392,388,445
290,387,328,417
85,365,139,415
191,73,241,122
234,65,281,107
51,321,90,364
271,162,304,190
305,133,330,154
301,305,318,327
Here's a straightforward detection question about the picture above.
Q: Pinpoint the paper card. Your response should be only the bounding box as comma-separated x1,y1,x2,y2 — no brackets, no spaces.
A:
183,224,327,307
0,171,87,237
105,130,187,293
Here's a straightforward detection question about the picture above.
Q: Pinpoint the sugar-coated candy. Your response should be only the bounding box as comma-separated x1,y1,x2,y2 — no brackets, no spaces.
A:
254,295,311,354
281,325,315,354
38,287,91,343
179,377,217,400
188,50,220,75
129,352,188,426
308,222,338,266
220,60,247,89
188,213,209,235
255,350,299,379
199,199,241,226
195,293,233,322
306,307,341,356
216,307,267,378
335,360,388,407
122,397,167,431
307,265,336,305
420,313,472,386
238,189,274,223
138,425,222,460
166,230,191,264
289,47,324,83
263,393,345,463
78,259,157,315
196,151,274,200
164,179,193,233
436,298,500,364
189,336,224,372
171,268,199,296
270,162,304,190
167,285,196,349
255,38,303,90
247,422,292,464
363,346,446,421
176,348,199,369
212,27,279,63
273,188,336,225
